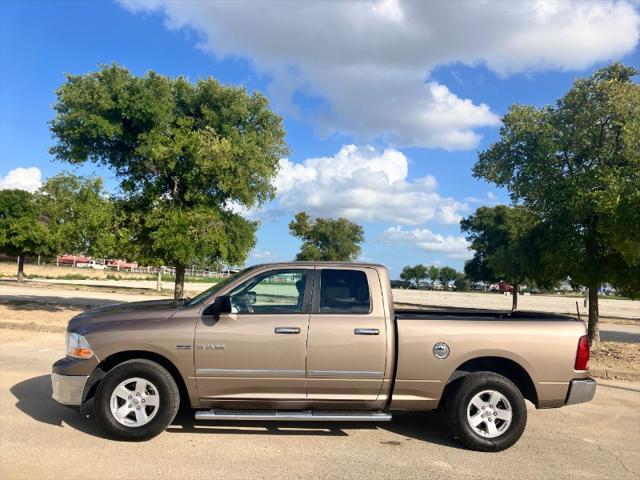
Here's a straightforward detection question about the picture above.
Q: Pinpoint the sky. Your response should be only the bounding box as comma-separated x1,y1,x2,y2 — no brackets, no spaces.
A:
1,0,639,277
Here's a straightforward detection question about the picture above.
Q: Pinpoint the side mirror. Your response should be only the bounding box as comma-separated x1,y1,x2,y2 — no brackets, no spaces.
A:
207,295,232,315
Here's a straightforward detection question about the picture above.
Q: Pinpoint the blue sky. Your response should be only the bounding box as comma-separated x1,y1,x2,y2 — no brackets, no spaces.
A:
1,0,639,276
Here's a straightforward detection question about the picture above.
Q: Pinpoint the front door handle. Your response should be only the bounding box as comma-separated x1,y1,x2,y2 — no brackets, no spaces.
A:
354,328,380,335
274,327,301,334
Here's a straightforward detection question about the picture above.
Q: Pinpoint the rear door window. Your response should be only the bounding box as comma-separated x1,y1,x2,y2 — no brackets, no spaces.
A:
319,269,371,313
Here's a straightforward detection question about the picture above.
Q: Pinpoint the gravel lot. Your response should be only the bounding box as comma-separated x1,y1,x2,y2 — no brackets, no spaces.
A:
2,278,639,319
1,329,639,480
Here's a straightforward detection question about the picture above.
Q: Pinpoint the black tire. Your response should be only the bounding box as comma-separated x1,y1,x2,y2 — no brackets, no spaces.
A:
94,359,180,441
446,371,527,452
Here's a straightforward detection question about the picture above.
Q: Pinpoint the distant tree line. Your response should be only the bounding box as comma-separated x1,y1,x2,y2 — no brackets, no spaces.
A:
399,264,466,291
0,174,115,282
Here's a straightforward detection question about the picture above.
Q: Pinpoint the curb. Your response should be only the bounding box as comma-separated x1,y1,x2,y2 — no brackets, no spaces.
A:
590,366,640,382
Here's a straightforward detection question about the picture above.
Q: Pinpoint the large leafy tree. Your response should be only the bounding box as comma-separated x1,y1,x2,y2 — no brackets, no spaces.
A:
289,212,364,261
40,173,116,258
0,189,58,281
49,64,287,299
461,205,555,311
473,63,640,346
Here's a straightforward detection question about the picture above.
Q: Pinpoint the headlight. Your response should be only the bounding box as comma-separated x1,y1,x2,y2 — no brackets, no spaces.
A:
66,333,94,359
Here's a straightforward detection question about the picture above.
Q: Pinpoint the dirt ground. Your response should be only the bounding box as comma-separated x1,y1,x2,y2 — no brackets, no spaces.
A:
0,302,85,333
0,262,155,281
591,342,640,380
2,276,639,320
393,289,640,320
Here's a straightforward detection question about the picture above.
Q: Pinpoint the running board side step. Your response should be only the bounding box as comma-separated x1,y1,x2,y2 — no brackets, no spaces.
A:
195,410,392,422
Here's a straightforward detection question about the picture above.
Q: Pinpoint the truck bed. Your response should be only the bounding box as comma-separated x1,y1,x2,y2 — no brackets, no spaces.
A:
390,307,587,411
395,308,580,322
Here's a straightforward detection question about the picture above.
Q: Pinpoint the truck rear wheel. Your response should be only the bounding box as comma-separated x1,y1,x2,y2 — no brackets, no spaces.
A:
94,359,180,441
446,371,526,452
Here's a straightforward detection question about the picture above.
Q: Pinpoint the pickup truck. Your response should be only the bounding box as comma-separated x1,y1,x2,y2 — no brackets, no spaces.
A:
51,262,595,451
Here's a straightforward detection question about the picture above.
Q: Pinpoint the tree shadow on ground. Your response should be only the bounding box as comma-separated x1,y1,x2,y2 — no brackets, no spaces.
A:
0,300,83,313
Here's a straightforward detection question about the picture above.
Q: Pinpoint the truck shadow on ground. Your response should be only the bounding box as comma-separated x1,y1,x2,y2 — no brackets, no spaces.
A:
12,375,461,449
10,375,109,439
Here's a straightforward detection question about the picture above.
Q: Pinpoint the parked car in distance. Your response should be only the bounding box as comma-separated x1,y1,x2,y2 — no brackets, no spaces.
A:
472,281,487,291
489,281,514,293
76,260,106,270
52,262,595,451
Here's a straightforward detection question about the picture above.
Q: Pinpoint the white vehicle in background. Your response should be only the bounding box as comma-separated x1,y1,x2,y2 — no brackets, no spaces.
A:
76,260,106,270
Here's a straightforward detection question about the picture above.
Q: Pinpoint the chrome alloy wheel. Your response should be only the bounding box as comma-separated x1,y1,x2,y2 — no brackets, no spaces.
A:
466,389,513,438
109,377,160,427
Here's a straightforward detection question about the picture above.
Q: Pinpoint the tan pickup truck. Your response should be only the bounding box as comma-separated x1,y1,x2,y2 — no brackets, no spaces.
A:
52,262,595,451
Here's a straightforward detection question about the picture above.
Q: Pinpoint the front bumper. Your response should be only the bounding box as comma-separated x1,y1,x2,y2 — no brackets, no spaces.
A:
565,378,596,405
51,373,89,406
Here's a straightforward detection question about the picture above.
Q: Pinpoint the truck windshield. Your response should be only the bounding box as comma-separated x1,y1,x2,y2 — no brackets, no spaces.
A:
185,267,255,307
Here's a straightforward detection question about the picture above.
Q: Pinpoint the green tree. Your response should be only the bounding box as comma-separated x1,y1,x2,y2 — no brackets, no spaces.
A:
0,190,57,281
427,265,440,286
289,212,364,261
463,254,497,289
473,63,640,346
400,266,415,286
453,271,470,292
460,205,553,311
400,264,427,287
40,173,116,258
49,64,287,299
438,266,458,291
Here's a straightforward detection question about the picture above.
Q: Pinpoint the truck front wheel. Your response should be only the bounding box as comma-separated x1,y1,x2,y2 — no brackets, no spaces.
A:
94,359,180,440
446,371,527,452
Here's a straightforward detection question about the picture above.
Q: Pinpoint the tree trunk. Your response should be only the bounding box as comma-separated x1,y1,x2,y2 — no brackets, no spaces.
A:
588,285,600,349
174,265,185,300
17,254,25,282
512,282,518,311
156,268,162,292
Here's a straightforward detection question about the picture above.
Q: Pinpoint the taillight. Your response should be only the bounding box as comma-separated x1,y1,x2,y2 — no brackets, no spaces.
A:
575,335,590,370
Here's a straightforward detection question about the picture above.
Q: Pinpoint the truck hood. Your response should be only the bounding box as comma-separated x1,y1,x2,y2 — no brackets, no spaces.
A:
67,299,183,334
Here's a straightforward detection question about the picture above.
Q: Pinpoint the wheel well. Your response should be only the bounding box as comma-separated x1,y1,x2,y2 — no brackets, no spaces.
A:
85,351,190,408
439,357,538,409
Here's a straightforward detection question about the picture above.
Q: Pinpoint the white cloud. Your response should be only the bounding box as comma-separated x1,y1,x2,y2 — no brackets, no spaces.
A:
119,0,638,149
273,145,466,225
465,191,501,205
249,249,275,261
0,167,42,192
378,225,472,259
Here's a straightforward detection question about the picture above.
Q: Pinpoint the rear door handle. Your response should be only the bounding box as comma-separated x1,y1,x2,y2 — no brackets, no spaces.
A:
354,328,380,335
274,327,301,334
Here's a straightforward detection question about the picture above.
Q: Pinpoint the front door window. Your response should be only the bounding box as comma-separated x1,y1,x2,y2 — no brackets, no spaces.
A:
228,269,309,314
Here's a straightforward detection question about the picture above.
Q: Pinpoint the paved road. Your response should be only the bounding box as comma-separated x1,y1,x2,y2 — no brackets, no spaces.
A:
600,323,640,343
1,329,639,480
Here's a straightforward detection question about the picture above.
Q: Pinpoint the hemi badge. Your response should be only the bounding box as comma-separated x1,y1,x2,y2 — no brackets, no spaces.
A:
197,344,225,351
176,344,192,350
